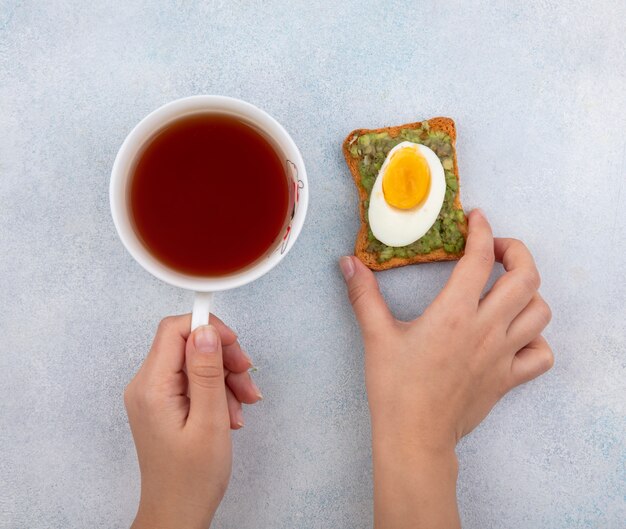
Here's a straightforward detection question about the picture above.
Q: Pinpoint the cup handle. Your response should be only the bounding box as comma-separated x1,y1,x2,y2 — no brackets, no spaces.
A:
191,291,214,331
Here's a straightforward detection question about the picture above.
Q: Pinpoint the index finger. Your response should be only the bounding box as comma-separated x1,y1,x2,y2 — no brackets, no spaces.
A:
143,313,238,376
438,209,495,308
494,238,540,279
478,238,541,320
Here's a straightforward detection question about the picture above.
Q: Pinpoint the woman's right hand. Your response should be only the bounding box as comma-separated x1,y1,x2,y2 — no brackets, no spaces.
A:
341,209,553,529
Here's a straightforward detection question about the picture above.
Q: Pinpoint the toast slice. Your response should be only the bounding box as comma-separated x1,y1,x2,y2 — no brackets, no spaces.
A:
342,117,467,271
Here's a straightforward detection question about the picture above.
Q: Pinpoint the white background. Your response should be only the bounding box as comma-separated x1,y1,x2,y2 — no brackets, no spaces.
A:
1,1,624,527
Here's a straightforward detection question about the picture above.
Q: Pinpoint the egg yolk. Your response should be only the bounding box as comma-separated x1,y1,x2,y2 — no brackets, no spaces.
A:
382,147,431,209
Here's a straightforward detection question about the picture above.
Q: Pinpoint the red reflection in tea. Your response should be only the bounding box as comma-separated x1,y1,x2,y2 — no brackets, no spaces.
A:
130,114,289,276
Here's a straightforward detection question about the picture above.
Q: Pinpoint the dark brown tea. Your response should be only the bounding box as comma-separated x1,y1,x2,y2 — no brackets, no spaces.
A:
130,114,289,276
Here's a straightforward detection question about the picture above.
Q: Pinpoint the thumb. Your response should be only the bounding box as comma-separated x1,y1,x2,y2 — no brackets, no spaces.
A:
185,324,229,430
339,256,394,336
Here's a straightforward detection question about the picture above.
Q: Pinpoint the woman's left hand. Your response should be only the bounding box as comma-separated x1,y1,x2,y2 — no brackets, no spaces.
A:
125,314,262,529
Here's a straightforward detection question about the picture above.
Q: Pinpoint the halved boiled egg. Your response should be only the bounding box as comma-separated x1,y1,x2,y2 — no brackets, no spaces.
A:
368,141,446,247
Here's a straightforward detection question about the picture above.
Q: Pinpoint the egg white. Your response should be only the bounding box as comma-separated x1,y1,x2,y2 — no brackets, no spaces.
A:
368,142,446,247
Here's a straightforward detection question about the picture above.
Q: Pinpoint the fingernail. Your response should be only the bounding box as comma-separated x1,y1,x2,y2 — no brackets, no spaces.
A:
251,379,263,400
473,208,486,219
339,256,355,281
236,408,244,428
194,325,218,353
242,349,253,368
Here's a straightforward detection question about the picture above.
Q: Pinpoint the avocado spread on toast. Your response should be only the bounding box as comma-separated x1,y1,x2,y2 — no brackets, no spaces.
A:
347,122,466,263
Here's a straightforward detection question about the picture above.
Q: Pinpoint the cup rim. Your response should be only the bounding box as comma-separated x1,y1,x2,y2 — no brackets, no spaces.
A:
110,95,308,292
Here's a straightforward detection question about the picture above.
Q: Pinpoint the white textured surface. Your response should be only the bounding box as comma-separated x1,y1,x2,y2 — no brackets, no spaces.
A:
1,1,625,528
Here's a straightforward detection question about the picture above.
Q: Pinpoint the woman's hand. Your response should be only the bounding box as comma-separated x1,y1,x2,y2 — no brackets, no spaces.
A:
340,209,553,529
125,314,262,529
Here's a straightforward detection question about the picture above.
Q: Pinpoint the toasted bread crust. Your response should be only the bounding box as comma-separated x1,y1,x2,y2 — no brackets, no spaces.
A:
342,117,467,271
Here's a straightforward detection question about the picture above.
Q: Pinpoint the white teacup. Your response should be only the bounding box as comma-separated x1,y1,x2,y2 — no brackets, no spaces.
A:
110,95,308,330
